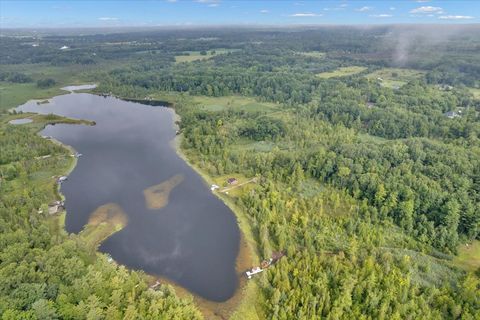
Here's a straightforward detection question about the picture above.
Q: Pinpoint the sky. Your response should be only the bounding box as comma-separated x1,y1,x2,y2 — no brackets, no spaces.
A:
1,0,478,28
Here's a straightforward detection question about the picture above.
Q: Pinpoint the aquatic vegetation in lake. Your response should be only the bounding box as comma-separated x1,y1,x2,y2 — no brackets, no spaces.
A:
144,174,184,210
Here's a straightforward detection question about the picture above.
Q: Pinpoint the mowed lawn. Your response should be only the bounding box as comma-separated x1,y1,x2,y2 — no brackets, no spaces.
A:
365,68,426,89
453,240,480,272
174,49,238,64
317,66,367,79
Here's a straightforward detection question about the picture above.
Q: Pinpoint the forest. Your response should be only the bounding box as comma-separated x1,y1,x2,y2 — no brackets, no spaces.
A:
0,26,479,319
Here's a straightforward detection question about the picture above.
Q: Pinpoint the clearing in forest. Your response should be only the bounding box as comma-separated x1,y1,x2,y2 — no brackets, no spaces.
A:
296,51,325,59
174,49,238,63
365,68,426,89
468,87,480,99
192,95,280,113
316,66,367,79
452,240,480,272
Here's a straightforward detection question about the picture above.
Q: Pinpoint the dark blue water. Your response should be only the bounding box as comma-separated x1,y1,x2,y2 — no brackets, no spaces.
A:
18,93,240,302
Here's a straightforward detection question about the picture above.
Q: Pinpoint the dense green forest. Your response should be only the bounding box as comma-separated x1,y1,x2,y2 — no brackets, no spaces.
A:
1,26,479,319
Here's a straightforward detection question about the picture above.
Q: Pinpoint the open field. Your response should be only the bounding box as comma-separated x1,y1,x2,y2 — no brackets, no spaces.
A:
191,95,280,113
0,82,66,112
452,240,480,272
468,87,480,99
317,66,367,79
174,49,239,63
297,51,325,59
0,61,130,112
365,68,426,89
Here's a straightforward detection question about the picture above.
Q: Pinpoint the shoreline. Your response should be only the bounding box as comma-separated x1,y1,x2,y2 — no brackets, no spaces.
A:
170,111,262,319
11,90,261,319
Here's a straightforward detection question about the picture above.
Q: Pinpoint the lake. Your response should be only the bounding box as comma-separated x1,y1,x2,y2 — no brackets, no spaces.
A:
8,118,33,125
17,92,240,302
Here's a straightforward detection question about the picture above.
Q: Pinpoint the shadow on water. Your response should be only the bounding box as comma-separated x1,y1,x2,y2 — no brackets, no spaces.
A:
17,93,241,302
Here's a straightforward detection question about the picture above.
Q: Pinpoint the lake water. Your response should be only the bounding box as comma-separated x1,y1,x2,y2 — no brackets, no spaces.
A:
61,84,97,92
8,118,33,125
17,93,240,302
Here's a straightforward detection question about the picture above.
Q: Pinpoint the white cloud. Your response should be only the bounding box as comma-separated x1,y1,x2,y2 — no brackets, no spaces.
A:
356,6,373,12
98,17,118,21
410,6,443,14
195,0,220,3
416,0,431,2
438,15,474,20
370,14,393,18
390,7,396,11
165,0,177,2
208,3,219,7
340,3,348,8
290,12,322,17
260,10,269,14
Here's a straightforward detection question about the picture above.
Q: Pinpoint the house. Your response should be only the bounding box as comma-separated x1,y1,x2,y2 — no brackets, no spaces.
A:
444,111,460,119
210,184,219,191
57,176,68,183
227,178,238,185
60,45,69,50
48,200,65,215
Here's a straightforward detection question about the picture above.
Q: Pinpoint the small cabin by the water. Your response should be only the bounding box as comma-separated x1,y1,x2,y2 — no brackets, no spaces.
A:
227,178,238,185
48,200,65,215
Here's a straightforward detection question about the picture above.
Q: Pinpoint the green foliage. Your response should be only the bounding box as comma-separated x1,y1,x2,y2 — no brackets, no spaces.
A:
0,116,202,319
36,78,56,89
1,26,480,319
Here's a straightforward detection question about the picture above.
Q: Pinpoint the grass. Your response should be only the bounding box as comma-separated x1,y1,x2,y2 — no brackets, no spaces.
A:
468,87,480,99
0,82,66,112
148,92,281,114
80,203,128,250
452,240,480,272
174,49,238,64
365,68,426,89
143,174,184,210
297,51,325,59
0,60,131,112
191,95,280,113
316,66,367,79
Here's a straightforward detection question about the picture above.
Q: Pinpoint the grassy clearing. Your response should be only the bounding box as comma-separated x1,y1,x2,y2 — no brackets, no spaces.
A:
468,87,480,99
0,82,66,112
0,61,131,112
453,240,480,272
317,66,367,79
148,92,281,114
191,95,280,113
297,51,325,59
174,49,238,64
365,68,426,89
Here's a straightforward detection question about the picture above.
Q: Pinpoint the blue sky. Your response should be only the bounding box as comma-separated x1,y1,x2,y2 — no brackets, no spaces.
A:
1,1,478,28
